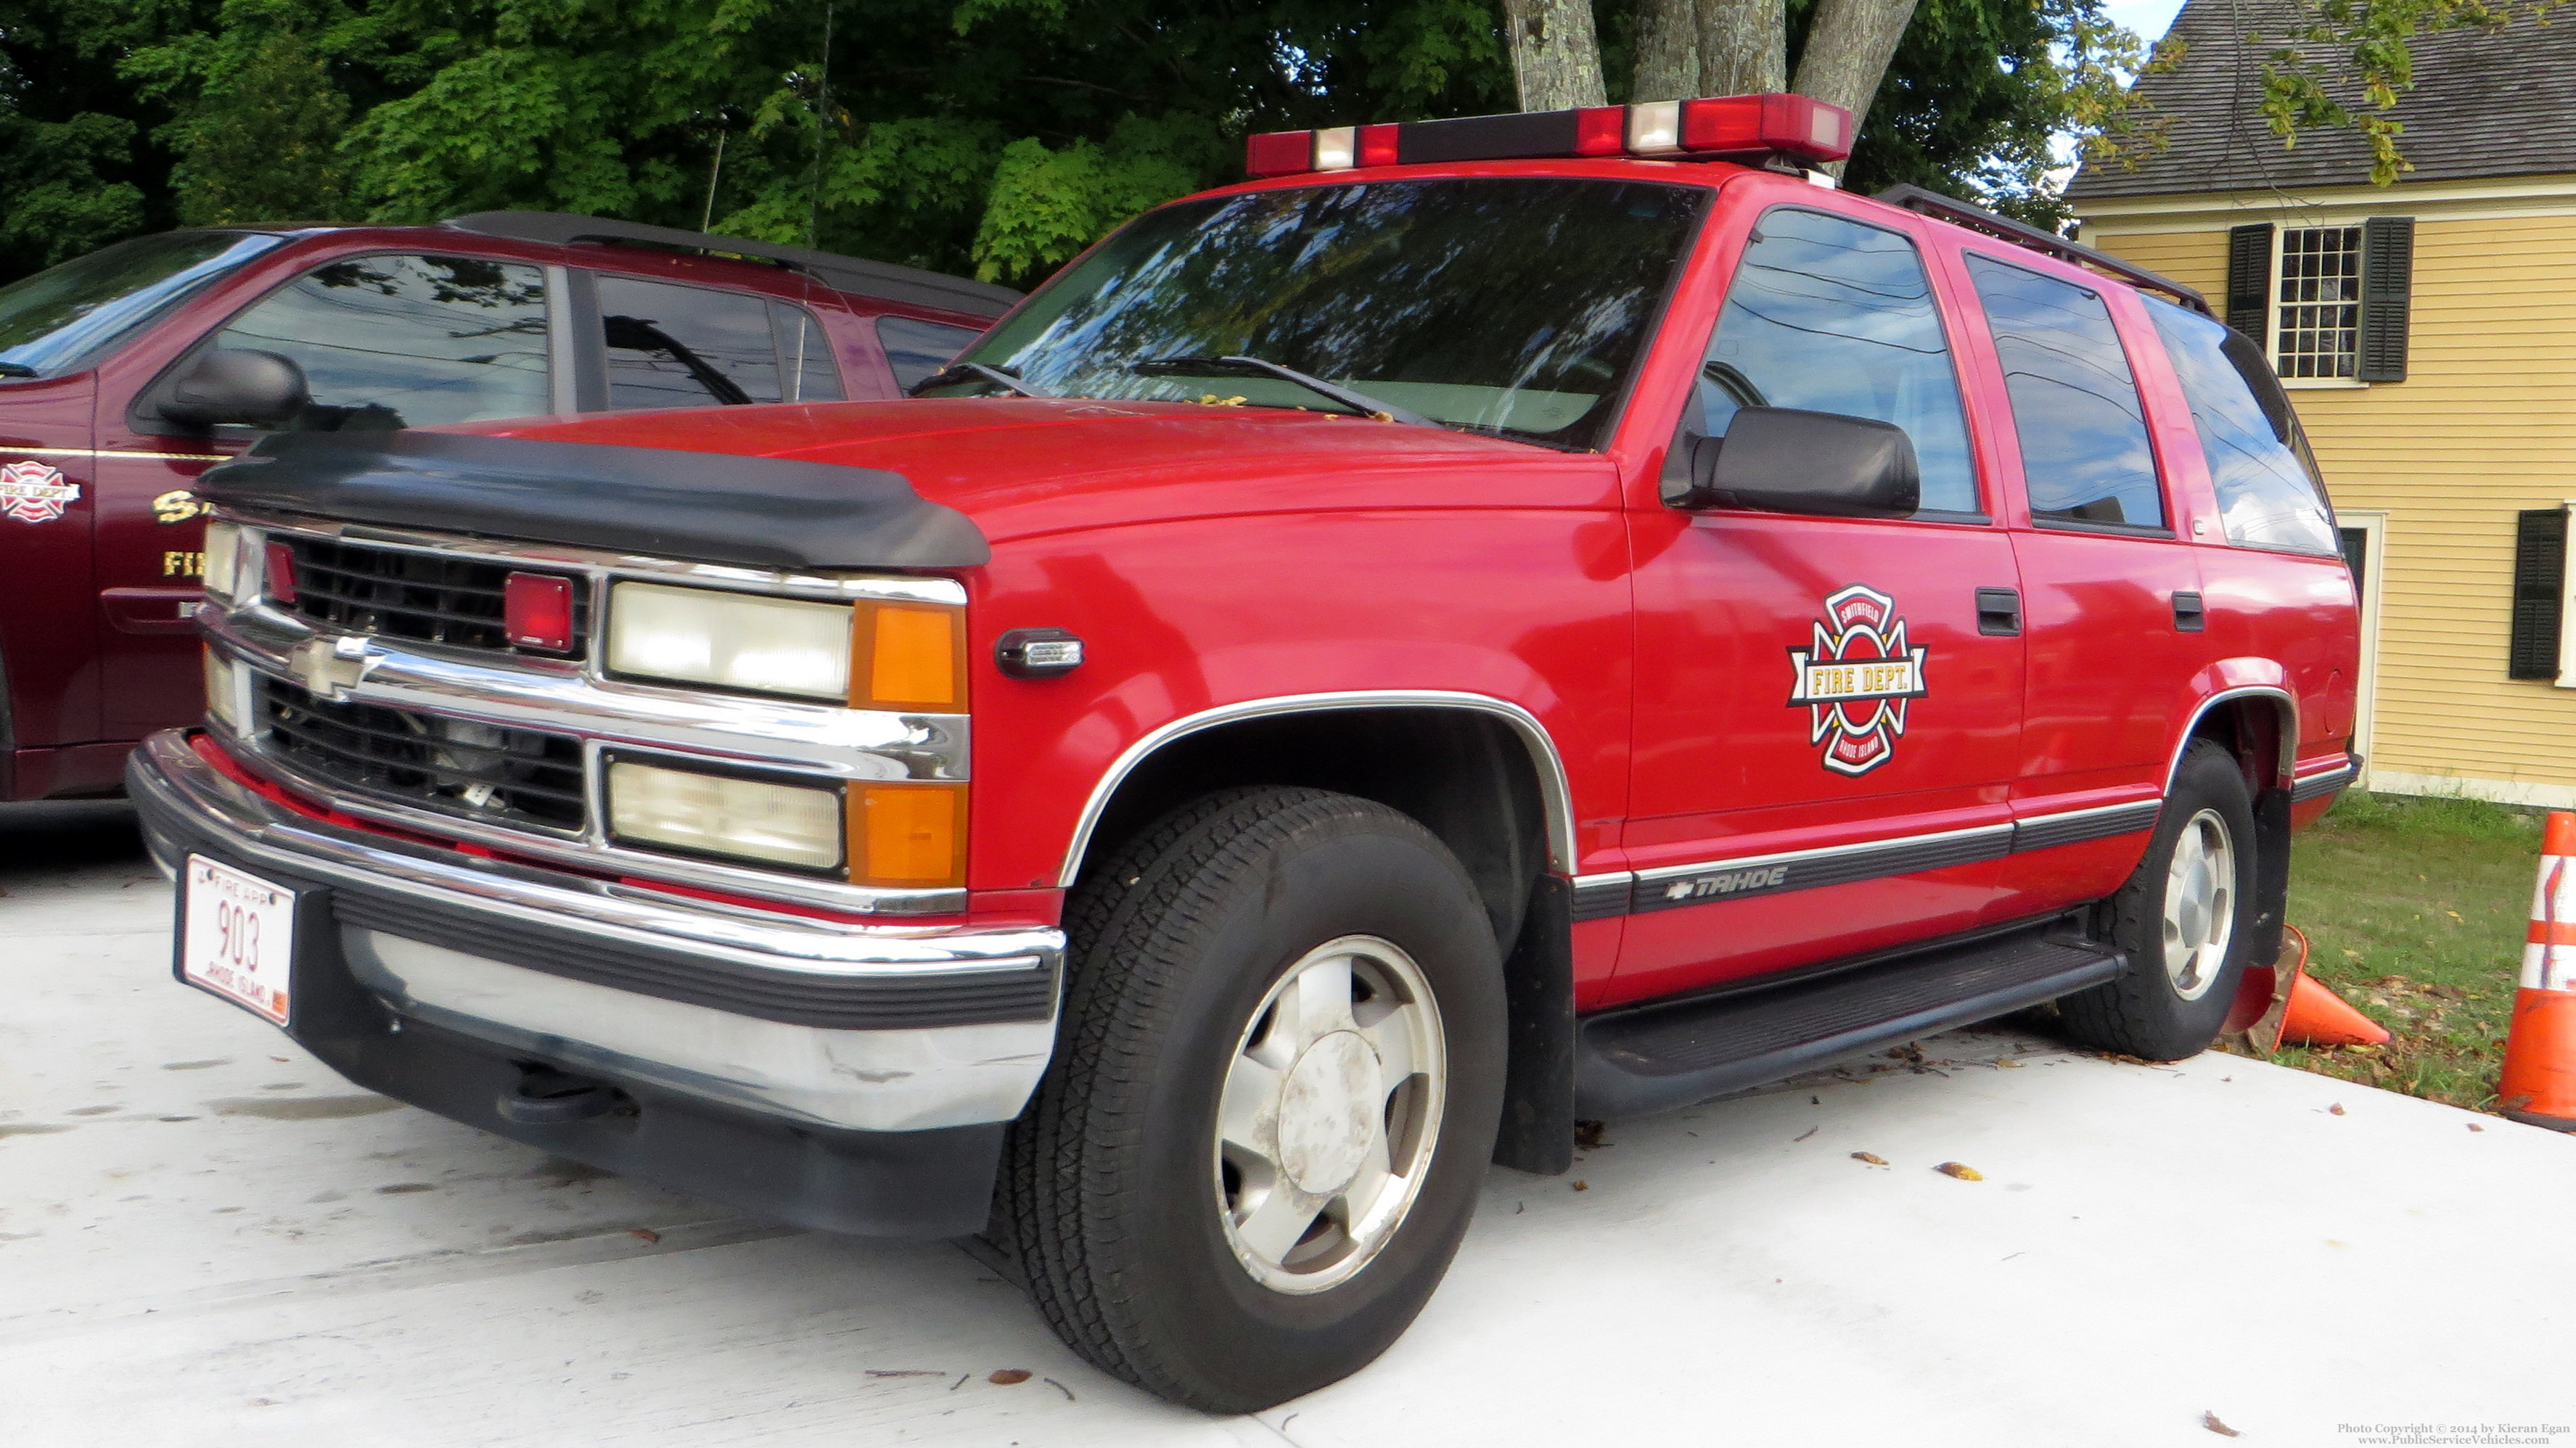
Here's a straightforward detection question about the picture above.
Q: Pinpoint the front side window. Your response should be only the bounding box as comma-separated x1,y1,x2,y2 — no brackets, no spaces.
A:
215,254,549,429
941,178,1706,448
2144,297,2338,555
1965,254,2165,530
878,315,980,391
1694,207,1978,514
2273,226,2362,379
599,276,842,408
0,231,283,379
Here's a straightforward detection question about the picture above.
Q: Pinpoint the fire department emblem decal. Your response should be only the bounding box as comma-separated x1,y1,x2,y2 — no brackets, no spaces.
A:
1787,583,1928,777
0,459,78,524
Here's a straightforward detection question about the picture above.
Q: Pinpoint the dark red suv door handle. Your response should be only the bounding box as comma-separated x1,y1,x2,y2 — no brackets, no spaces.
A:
1975,587,2022,635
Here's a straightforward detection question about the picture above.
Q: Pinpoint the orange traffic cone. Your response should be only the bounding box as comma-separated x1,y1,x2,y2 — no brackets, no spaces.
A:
2499,812,2576,1131
2278,971,2392,1048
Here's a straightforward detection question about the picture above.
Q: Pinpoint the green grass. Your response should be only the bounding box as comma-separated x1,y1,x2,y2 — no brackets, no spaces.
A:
2268,789,2540,1111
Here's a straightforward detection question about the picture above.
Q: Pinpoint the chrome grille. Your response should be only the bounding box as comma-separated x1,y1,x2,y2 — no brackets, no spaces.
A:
256,675,588,832
282,536,589,659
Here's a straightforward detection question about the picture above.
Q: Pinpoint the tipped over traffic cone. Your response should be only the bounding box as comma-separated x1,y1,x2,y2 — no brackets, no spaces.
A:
2279,971,2393,1048
2499,812,2576,1131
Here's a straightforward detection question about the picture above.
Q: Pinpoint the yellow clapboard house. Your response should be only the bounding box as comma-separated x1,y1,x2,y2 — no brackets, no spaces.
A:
2067,0,2576,805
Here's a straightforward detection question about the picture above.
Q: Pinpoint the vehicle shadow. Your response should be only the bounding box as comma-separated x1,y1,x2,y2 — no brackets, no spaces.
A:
0,799,149,884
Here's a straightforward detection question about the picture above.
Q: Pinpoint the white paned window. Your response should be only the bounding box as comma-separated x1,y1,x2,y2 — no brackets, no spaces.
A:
2273,226,2362,379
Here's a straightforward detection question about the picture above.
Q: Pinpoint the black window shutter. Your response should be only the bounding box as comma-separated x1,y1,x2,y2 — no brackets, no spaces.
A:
2358,216,2415,382
2226,223,2273,340
2510,507,2567,680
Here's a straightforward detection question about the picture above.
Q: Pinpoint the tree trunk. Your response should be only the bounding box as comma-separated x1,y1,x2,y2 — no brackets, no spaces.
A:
1697,0,1786,96
1791,0,1920,173
1501,0,1608,111
1630,0,1700,104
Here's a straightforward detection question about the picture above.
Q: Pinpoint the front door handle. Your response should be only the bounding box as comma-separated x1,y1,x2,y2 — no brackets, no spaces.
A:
1976,587,2022,636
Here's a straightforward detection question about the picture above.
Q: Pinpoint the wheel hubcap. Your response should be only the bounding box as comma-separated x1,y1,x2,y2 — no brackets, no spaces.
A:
2162,808,2237,1002
1213,935,1445,1295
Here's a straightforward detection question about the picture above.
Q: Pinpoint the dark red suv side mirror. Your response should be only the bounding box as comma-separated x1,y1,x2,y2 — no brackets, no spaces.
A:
161,348,311,429
1669,406,1920,519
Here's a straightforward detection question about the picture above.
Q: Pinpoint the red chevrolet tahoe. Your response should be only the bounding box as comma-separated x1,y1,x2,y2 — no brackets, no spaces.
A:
0,212,1014,801
128,94,2360,1412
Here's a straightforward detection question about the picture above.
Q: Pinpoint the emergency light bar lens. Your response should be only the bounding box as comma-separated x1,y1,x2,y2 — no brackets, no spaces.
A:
1241,91,1853,178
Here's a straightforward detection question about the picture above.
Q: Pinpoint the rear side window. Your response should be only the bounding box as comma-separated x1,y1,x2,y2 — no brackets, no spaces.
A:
599,277,843,409
1697,208,1978,513
215,255,549,429
1964,254,2165,530
2144,297,2339,556
878,316,980,391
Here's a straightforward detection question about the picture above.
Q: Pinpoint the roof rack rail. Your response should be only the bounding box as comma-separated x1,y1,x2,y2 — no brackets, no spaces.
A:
439,210,1022,319
1871,184,2211,316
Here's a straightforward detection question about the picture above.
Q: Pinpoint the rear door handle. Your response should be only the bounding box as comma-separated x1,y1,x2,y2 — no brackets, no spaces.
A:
1975,587,2022,636
2173,591,2206,632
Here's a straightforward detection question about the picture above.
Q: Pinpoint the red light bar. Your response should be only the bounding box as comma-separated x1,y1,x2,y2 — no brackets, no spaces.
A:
504,571,576,654
1241,93,1854,179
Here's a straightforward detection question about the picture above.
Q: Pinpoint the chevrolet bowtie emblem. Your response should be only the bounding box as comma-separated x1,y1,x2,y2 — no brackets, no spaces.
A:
289,635,374,700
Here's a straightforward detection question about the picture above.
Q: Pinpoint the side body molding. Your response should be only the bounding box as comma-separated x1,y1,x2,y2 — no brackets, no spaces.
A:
1055,689,1580,889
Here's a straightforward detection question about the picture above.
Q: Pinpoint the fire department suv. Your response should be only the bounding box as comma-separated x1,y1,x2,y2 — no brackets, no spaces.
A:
131,94,2361,1411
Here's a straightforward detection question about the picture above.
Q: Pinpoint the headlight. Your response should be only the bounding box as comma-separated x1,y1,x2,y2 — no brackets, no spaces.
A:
607,583,851,700
203,649,243,735
202,522,242,603
608,760,845,871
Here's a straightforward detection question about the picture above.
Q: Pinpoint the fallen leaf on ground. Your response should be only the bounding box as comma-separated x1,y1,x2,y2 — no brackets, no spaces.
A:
1792,1127,1818,1142
1572,1119,1610,1148
1851,1152,1887,1166
1934,1161,1982,1180
1570,1180,1589,1191
2329,1103,2346,1116
628,1228,660,1244
2468,1122,2485,1132
988,1370,1031,1385
2202,1410,2241,1437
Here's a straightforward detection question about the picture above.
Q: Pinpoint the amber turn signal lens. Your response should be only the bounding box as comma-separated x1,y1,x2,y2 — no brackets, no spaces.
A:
849,783,968,888
851,602,966,711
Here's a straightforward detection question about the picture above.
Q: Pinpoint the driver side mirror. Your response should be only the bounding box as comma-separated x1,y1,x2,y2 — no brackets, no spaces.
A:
159,348,311,429
1667,406,1920,519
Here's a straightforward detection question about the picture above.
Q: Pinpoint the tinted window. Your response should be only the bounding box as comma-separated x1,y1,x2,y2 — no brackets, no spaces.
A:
600,277,782,409
216,254,548,429
946,178,1704,448
1697,208,1977,513
878,315,979,390
2145,297,2338,555
0,231,284,379
1965,254,2164,529
771,300,844,403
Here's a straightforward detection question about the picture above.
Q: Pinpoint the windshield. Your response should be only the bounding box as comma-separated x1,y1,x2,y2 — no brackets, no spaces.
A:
940,178,1707,448
0,231,284,379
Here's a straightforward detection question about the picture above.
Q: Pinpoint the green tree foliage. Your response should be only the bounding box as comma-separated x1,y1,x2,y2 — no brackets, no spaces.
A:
0,1,213,278
0,0,2529,289
2245,0,2560,184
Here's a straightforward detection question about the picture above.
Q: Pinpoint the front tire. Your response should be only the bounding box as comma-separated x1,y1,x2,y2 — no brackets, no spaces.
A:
2056,740,2260,1060
998,787,1506,1412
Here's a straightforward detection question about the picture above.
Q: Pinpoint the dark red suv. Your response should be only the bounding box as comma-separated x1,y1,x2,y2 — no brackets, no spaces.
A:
0,213,1015,802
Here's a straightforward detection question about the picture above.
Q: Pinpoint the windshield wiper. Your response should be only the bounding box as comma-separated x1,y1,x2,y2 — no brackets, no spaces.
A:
1129,355,1436,429
0,362,36,379
906,361,1051,399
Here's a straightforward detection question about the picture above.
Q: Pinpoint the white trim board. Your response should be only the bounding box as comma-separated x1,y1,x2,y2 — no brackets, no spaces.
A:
2364,768,2576,810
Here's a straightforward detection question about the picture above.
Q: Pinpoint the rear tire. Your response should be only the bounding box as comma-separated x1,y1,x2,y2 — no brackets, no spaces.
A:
2056,740,2259,1061
998,787,1506,1412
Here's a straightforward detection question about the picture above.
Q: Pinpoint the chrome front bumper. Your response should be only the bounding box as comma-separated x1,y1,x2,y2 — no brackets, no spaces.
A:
130,731,1063,1133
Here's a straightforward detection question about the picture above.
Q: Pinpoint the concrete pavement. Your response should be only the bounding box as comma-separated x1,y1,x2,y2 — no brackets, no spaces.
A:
3,799,2570,1448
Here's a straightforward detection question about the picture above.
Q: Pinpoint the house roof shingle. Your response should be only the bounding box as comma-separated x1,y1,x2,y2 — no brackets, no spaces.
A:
2064,0,2576,201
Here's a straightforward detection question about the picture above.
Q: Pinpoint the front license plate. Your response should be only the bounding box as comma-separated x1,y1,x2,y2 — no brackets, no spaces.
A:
181,855,298,1027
